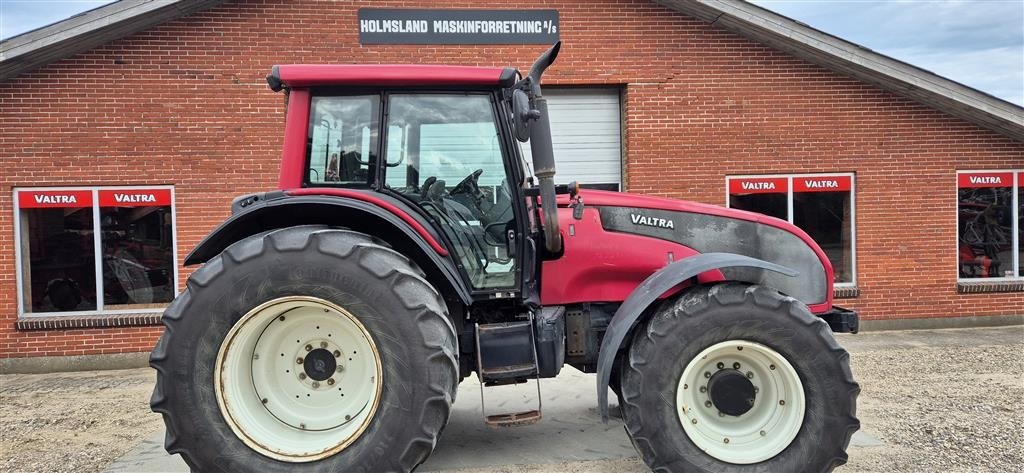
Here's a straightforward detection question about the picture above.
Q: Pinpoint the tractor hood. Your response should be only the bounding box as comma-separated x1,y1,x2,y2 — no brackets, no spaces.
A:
555,189,835,311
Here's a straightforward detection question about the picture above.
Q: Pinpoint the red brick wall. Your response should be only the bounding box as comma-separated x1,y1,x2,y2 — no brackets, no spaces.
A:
1,0,1021,358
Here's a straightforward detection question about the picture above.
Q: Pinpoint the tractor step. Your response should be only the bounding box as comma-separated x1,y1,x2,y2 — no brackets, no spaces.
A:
475,319,542,427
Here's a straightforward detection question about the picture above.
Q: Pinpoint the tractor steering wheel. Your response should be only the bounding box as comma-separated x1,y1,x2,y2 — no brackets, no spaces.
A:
450,169,484,200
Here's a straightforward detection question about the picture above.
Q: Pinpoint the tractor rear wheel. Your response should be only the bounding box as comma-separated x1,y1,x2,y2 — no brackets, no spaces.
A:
619,283,859,473
150,226,458,472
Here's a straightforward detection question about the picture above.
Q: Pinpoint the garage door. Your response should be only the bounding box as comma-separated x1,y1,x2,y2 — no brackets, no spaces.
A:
526,88,623,191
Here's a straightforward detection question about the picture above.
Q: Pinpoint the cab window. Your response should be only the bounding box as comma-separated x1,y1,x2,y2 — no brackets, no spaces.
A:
305,95,379,185
384,93,517,289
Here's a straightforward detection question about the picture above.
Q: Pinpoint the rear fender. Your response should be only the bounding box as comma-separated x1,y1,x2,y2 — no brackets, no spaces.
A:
595,252,798,422
185,192,472,306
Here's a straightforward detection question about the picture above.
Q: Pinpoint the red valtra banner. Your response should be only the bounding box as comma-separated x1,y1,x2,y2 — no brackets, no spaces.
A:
99,189,172,207
18,190,93,208
793,175,852,193
958,172,1013,189
728,177,788,194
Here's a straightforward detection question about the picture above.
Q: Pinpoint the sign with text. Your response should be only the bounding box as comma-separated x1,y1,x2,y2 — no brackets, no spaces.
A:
18,190,93,208
793,175,852,193
99,189,172,207
728,177,788,194
358,9,559,44
958,172,1013,189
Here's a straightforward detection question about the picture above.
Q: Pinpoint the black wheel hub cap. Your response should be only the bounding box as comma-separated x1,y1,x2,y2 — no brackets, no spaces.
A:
708,369,756,416
303,348,337,381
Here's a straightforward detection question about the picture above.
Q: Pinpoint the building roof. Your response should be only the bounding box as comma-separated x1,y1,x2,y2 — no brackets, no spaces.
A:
0,0,225,80
1,0,1022,140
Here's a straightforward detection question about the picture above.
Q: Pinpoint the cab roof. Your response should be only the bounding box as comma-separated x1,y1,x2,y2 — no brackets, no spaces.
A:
267,64,519,91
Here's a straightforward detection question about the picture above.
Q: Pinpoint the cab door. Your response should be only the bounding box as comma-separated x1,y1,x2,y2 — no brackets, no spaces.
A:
381,93,522,292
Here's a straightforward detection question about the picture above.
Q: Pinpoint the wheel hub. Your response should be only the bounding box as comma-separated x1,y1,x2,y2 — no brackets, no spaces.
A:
215,297,382,462
676,340,806,464
707,369,756,416
303,348,337,381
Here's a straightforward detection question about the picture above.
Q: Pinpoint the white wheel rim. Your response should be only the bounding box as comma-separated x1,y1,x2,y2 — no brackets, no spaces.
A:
215,296,383,462
676,340,805,464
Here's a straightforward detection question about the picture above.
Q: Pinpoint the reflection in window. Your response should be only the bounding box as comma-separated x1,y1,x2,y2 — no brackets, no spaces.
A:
306,95,379,185
20,207,97,313
958,174,1016,278
100,204,174,309
794,191,853,284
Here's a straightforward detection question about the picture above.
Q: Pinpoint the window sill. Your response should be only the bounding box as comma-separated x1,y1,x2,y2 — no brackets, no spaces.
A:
834,286,859,299
957,280,1024,294
15,313,163,331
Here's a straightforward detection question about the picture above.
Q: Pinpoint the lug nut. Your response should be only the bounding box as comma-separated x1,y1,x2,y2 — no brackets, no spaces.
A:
733,362,741,370
770,364,776,370
704,372,711,379
299,373,307,380
312,381,320,388
327,378,335,386
305,344,313,352
296,357,304,364
716,362,725,369
746,371,754,379
704,401,712,408
333,350,341,357
699,386,707,393
320,341,328,349
718,411,725,417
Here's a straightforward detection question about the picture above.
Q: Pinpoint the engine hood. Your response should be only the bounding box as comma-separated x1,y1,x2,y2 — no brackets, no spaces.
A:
558,189,834,310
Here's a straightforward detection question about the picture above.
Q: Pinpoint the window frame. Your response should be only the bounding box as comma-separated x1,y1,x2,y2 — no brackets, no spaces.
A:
725,173,857,287
955,169,1022,282
13,185,179,318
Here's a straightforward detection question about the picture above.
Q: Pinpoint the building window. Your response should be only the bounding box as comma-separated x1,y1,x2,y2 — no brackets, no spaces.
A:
15,187,177,317
727,174,856,285
957,171,1022,280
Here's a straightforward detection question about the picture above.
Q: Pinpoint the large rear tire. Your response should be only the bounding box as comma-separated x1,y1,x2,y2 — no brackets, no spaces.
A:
620,283,859,473
150,226,458,472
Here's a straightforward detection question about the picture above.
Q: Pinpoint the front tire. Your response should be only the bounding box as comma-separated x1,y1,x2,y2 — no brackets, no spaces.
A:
150,226,458,472
620,283,859,473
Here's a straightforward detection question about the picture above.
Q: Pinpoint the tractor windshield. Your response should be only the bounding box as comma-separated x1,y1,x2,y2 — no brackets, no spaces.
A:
383,93,517,289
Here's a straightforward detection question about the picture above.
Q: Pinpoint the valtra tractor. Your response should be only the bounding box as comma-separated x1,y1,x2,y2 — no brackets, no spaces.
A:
151,43,860,473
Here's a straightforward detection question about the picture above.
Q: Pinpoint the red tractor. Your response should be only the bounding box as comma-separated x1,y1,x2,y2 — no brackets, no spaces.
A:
151,43,859,473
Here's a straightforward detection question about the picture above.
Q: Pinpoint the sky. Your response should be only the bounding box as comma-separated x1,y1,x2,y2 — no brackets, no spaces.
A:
1,0,1021,105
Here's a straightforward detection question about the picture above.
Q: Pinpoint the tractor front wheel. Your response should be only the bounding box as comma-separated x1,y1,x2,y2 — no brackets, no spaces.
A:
619,283,859,472
150,226,458,472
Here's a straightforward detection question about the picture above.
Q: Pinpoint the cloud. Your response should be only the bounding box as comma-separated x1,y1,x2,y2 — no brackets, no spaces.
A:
754,0,1023,105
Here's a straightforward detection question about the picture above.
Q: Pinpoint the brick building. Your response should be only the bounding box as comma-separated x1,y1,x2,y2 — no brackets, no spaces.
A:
1,0,1021,367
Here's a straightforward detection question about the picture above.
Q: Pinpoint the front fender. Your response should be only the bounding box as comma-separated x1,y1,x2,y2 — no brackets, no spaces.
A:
185,191,472,306
595,252,798,422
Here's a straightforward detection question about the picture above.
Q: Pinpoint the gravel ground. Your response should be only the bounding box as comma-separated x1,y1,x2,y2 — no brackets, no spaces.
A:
1,326,1022,473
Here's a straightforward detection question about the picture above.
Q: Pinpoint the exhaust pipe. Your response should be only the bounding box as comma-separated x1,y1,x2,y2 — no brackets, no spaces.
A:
523,42,563,254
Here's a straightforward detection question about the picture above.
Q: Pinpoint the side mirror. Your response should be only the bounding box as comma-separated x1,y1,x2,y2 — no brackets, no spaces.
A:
511,88,538,142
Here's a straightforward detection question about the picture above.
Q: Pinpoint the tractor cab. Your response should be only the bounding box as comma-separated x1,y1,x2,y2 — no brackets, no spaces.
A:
266,44,565,299
303,90,523,289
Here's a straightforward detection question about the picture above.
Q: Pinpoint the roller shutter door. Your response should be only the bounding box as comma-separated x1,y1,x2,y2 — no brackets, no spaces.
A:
525,88,623,190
